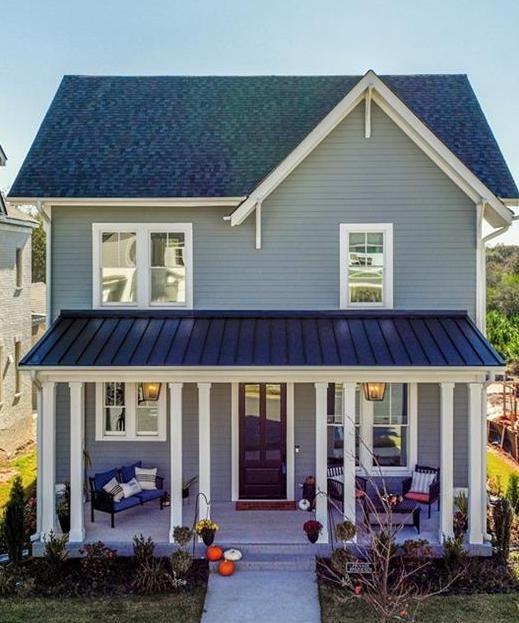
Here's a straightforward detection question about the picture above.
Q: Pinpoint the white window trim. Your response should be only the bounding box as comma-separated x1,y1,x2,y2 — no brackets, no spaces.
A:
92,222,193,309
339,223,393,309
95,382,167,442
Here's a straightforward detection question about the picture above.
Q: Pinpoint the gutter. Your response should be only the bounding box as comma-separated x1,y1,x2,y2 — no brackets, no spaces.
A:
482,213,519,244
34,202,52,326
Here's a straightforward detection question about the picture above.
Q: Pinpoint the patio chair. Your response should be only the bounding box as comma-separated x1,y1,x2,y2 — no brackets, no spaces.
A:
327,464,367,510
401,464,440,518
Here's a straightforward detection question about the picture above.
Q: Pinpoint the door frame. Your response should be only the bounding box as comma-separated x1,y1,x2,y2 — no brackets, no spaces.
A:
231,382,294,501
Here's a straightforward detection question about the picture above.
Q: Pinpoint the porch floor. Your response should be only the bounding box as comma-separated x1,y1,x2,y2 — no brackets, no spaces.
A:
83,498,442,549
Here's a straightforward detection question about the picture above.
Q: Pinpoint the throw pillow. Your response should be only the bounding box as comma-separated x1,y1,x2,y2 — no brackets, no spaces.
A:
102,477,124,503
135,466,158,491
410,470,436,494
120,477,142,498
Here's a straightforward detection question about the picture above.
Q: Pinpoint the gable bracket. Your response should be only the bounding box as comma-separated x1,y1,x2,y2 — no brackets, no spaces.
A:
365,84,373,139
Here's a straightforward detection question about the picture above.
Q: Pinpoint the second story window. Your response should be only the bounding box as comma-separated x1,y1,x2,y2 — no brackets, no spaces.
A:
340,223,393,309
15,248,23,289
93,223,193,308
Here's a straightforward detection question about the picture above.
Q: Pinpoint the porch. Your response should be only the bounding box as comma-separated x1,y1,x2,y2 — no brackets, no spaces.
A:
24,310,502,552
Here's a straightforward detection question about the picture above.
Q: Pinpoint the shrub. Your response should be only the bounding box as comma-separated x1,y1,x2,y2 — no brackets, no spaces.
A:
43,531,69,569
172,526,193,548
23,496,37,546
505,474,519,514
132,558,176,594
133,534,155,566
401,538,432,559
335,520,356,543
0,563,34,597
2,476,26,564
80,541,117,583
330,547,354,576
442,534,467,578
493,497,513,562
170,549,193,577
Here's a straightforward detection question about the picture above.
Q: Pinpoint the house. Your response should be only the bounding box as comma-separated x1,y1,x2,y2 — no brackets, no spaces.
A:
0,146,38,457
8,71,518,553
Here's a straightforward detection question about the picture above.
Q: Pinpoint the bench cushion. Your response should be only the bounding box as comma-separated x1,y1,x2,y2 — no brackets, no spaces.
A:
94,468,119,492
404,491,431,504
120,461,142,483
137,489,165,504
113,495,142,512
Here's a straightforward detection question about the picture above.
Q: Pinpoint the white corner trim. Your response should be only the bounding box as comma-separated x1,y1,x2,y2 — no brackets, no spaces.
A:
92,222,193,309
229,70,511,229
231,383,239,501
286,382,295,501
339,223,393,309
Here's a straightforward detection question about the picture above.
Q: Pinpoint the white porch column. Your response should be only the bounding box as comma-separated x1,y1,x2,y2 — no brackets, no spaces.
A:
169,382,183,541
69,382,85,543
342,383,356,530
198,383,211,520
35,381,43,536
439,382,455,541
314,382,329,543
41,381,56,538
469,382,485,545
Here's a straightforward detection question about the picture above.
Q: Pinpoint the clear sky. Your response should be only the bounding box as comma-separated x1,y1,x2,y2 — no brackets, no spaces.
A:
1,0,518,242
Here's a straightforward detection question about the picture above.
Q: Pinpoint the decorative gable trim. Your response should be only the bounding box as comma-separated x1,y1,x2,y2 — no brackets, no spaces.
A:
229,70,512,229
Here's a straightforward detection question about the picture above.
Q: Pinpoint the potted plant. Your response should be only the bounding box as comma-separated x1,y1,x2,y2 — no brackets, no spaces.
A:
303,519,322,543
57,483,70,534
195,519,219,546
335,519,356,543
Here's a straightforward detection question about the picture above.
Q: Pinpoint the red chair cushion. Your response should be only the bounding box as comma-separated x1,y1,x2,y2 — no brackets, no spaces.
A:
404,491,431,503
355,489,365,499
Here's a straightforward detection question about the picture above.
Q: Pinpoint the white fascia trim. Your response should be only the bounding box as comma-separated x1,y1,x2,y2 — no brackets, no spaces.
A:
230,70,511,229
8,197,245,208
0,219,37,232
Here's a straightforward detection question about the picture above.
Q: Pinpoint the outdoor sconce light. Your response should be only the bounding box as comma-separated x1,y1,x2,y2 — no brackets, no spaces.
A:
362,382,386,402
141,382,161,402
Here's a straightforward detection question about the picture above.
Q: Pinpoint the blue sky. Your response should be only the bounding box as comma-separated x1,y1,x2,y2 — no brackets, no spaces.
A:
1,0,518,241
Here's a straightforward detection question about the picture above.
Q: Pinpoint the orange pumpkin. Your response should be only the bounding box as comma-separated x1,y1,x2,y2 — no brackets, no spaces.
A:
218,560,235,576
206,545,223,561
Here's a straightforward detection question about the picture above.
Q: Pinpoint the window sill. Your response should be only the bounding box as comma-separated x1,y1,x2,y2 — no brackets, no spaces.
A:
96,435,166,443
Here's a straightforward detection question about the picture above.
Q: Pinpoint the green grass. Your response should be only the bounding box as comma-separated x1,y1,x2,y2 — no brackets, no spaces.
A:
320,585,519,622
0,449,37,511
488,447,519,491
0,590,207,623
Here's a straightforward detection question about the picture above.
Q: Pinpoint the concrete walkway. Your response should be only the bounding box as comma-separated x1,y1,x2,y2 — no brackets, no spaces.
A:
201,570,321,623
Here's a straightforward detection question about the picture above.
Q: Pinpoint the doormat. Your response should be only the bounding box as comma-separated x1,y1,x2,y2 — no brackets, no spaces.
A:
235,501,297,511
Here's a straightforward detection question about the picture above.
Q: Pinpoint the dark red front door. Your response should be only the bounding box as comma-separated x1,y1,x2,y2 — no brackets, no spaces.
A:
239,383,287,499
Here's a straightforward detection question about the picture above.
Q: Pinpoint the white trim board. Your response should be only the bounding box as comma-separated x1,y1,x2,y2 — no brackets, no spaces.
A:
8,197,245,208
229,70,511,229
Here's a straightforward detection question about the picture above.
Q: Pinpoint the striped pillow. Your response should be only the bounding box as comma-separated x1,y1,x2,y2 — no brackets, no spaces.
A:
410,470,436,494
135,466,157,491
102,477,124,502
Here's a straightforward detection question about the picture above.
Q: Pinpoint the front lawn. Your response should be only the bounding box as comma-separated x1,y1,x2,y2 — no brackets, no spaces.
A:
320,586,519,622
0,448,37,511
488,446,519,488
0,590,207,623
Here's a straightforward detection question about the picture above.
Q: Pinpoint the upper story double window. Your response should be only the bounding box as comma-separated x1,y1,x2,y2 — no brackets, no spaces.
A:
92,223,193,308
340,223,393,309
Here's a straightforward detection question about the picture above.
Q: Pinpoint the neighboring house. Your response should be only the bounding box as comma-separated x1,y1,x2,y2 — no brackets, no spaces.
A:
0,147,38,457
8,71,519,552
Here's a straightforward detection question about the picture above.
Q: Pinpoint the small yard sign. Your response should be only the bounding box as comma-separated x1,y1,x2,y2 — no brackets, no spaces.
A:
345,561,373,574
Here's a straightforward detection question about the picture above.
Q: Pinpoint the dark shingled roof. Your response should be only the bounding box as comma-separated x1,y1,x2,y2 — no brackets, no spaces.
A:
8,74,518,200
20,310,504,368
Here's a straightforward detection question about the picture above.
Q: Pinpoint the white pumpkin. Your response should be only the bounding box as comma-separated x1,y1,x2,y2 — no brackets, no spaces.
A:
224,548,242,562
298,498,311,511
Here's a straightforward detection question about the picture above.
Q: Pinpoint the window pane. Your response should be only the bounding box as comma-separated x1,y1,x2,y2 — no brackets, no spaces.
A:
373,426,407,467
105,407,126,432
348,233,366,265
244,384,260,461
101,232,137,304
150,232,186,304
348,267,383,303
265,384,282,461
390,384,408,425
136,403,159,435
366,233,384,267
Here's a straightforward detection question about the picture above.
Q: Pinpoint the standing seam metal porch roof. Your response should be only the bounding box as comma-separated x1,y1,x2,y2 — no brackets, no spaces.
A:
20,310,504,368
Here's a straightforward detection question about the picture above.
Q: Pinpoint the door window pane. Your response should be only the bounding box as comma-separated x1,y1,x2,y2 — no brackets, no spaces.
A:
244,384,260,461
150,232,186,303
265,384,282,461
104,382,126,433
101,232,137,303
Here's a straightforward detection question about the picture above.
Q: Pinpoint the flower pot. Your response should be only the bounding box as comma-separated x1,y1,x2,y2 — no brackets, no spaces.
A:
201,529,215,546
58,513,70,534
306,531,319,543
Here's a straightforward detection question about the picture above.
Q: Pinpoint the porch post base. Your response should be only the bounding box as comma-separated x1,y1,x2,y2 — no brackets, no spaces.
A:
317,529,329,544
68,529,85,543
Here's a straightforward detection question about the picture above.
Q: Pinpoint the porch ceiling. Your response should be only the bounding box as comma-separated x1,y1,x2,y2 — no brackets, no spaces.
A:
21,309,503,369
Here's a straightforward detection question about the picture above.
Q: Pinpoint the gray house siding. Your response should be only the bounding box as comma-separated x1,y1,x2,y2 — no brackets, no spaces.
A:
50,102,476,320
55,381,469,499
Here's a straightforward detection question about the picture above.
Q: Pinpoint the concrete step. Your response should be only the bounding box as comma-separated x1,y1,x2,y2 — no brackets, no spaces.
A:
195,542,331,556
209,553,316,572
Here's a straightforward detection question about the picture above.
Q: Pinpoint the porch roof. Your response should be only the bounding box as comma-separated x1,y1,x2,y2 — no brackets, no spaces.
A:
20,310,504,369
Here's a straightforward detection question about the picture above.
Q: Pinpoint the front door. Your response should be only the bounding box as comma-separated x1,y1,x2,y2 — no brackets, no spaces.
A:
239,383,287,499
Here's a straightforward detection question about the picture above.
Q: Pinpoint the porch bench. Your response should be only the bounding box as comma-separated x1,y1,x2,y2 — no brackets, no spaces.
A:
89,462,165,528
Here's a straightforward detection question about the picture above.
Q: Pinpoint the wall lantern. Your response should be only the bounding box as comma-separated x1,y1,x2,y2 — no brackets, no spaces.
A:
362,382,386,402
141,382,162,402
